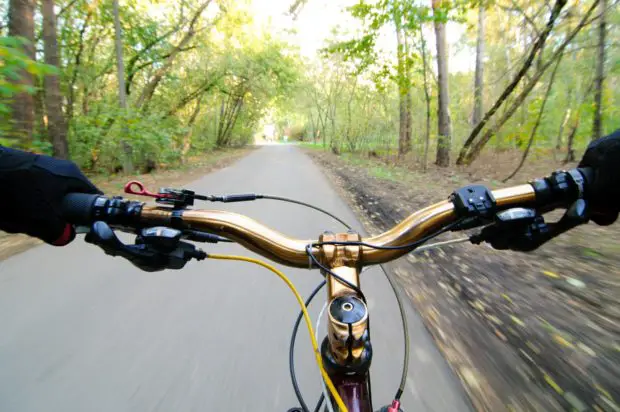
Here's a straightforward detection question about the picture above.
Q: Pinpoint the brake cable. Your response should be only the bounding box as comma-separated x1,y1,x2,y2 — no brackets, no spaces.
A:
124,181,352,230
206,254,349,412
123,180,422,409
289,280,326,412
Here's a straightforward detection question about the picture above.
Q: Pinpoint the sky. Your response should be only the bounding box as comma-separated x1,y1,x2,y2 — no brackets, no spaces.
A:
249,0,476,72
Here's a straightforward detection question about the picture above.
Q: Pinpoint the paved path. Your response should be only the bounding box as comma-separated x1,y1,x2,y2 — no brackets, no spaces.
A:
0,145,471,411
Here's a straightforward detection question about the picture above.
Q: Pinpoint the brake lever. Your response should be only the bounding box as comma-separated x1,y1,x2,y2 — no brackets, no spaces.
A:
85,222,206,272
471,200,590,252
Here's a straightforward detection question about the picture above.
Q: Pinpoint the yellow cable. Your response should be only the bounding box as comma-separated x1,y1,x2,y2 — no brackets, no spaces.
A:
208,253,348,412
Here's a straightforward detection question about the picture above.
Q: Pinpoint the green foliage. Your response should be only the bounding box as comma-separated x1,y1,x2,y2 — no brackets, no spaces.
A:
305,0,619,164
70,105,185,172
4,0,303,171
0,36,56,140
3,0,618,172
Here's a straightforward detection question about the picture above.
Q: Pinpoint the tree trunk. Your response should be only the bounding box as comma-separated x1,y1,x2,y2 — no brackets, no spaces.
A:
419,28,431,171
404,32,413,156
112,0,133,173
432,0,452,167
456,0,569,165
181,95,203,163
216,90,244,147
394,7,411,156
565,78,596,163
33,77,46,139
8,0,35,143
309,111,316,144
592,0,607,141
41,0,69,159
565,121,578,163
66,9,92,124
472,5,485,126
113,0,127,111
556,108,570,150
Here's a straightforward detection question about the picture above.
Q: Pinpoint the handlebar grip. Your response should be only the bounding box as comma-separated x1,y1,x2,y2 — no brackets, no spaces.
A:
62,193,100,225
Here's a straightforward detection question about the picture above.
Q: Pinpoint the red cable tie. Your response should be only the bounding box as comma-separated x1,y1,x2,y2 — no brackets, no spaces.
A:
124,181,172,199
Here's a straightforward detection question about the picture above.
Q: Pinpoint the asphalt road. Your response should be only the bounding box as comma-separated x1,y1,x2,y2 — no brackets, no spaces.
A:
0,145,471,412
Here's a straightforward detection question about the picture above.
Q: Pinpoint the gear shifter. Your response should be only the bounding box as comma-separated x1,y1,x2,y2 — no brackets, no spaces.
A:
471,200,590,252
85,222,206,272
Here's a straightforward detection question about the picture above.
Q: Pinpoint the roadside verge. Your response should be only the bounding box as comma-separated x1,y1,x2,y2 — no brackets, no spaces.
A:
306,148,620,412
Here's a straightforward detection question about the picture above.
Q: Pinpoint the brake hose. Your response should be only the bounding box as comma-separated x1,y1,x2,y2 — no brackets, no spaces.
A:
289,280,326,412
315,301,335,412
380,263,409,401
206,254,349,412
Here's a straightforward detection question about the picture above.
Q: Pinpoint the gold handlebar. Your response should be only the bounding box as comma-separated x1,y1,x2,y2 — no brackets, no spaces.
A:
139,184,536,268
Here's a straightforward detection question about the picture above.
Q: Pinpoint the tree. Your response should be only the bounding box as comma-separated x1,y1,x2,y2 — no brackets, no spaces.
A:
134,0,213,110
432,0,452,167
456,0,577,165
7,0,35,143
41,0,69,159
112,0,132,173
472,4,485,126
418,28,432,171
592,0,607,140
325,0,424,156
394,4,412,155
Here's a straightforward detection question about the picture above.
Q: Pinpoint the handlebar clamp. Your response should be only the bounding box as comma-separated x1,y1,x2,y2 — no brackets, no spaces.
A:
450,185,496,219
156,188,196,209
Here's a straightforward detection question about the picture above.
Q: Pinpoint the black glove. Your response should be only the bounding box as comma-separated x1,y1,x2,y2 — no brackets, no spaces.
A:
578,129,620,225
0,146,101,245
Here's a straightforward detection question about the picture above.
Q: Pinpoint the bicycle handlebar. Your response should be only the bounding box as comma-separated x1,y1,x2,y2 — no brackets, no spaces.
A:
62,168,593,268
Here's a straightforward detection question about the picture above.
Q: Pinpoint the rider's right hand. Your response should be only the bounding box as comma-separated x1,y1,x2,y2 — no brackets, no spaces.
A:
578,129,620,226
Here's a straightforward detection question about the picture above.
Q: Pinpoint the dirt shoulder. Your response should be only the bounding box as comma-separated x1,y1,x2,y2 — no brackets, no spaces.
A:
306,148,620,412
0,147,253,261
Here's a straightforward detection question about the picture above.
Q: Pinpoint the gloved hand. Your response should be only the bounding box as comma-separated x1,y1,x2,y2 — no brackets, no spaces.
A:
0,146,101,245
578,129,620,226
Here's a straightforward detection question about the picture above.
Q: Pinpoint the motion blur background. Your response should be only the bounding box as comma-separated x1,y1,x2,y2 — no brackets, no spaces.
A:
1,0,619,410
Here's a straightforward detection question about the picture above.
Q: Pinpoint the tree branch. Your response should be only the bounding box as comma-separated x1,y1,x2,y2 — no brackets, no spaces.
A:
135,0,213,109
503,54,564,182
57,0,80,18
126,45,198,94
500,0,542,37
462,0,600,165
456,0,568,165
125,24,186,95
166,74,222,116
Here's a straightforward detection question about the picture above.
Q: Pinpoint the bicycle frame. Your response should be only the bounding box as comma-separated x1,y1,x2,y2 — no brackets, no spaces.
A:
330,372,372,412
137,184,537,411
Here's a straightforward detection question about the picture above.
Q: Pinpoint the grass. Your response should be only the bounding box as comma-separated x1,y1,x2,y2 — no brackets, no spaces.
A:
298,141,324,151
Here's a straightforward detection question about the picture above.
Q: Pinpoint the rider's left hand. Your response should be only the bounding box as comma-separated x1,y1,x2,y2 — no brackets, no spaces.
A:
0,146,101,245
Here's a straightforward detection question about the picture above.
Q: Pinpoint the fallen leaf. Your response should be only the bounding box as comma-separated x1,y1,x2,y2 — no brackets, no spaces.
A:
543,270,561,279
553,334,574,349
